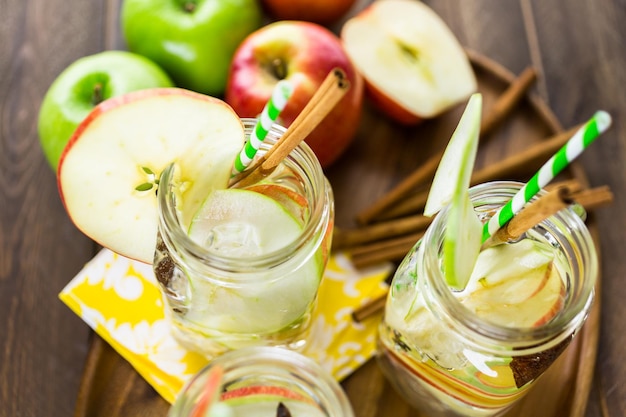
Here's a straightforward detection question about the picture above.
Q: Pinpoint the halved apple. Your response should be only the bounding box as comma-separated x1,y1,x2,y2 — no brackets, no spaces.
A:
341,0,477,124
58,88,245,264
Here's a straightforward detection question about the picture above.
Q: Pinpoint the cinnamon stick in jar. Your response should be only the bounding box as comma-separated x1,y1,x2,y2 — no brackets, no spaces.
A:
230,68,349,188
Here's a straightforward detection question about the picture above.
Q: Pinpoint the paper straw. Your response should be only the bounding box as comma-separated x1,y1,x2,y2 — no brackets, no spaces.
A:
231,80,294,176
482,110,612,242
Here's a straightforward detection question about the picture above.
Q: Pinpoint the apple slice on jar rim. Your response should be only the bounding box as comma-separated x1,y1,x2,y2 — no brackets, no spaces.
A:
424,93,483,291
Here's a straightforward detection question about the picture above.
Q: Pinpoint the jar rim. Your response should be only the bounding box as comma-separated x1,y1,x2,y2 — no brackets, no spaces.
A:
171,347,355,417
422,181,597,351
157,119,332,274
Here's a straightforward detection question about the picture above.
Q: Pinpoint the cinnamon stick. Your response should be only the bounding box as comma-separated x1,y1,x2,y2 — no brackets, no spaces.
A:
230,68,349,188
484,185,575,247
490,184,612,244
469,125,582,186
333,214,432,251
350,231,424,269
480,67,537,135
355,67,537,225
374,125,581,221
569,185,614,211
351,293,388,323
351,184,614,322
335,178,589,252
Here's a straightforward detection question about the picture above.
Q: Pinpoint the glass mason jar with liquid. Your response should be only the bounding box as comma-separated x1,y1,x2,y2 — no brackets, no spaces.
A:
154,119,334,358
377,181,598,417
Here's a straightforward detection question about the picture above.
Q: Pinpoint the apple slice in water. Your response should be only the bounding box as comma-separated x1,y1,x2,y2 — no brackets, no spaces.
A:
424,93,482,291
58,88,245,264
459,240,564,328
188,188,303,257
244,184,309,224
191,366,226,417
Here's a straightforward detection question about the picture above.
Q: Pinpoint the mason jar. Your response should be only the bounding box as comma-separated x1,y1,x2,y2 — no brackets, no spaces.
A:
168,346,355,417
153,119,334,357
377,181,597,416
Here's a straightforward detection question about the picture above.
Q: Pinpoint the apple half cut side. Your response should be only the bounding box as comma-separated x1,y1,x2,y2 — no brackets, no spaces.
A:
58,88,245,264
341,0,477,124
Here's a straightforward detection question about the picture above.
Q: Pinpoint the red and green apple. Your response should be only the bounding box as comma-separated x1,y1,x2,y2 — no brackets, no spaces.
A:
37,50,173,172
225,20,364,168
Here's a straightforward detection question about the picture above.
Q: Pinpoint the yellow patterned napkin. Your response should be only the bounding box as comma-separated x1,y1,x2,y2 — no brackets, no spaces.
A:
59,248,391,403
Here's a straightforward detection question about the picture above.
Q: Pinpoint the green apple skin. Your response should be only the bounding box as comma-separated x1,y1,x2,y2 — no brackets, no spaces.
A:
121,0,263,96
38,50,173,172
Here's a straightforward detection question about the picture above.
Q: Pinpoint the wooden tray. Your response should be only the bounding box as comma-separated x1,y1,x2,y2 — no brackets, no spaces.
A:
73,52,600,417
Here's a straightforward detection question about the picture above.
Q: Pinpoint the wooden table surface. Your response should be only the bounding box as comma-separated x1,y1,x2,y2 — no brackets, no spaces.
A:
2,0,625,416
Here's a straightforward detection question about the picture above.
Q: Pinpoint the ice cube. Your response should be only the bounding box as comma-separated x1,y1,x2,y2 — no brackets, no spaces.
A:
204,221,262,257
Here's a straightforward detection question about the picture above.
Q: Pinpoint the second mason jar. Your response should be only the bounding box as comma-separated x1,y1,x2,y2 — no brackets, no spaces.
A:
153,119,334,357
377,181,598,417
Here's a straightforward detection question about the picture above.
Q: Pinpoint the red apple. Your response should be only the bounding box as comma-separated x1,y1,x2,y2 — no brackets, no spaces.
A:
260,0,358,24
341,0,477,125
58,88,246,263
225,20,364,168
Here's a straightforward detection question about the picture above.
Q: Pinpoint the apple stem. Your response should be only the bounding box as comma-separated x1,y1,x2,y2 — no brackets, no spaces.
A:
270,59,288,80
183,1,196,13
92,83,104,106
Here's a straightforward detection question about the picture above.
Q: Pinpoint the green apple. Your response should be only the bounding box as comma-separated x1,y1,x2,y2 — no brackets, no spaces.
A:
58,88,246,263
38,50,174,172
121,0,263,96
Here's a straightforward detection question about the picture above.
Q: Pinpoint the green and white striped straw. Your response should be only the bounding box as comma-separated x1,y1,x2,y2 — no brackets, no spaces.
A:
231,80,294,176
482,110,612,242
